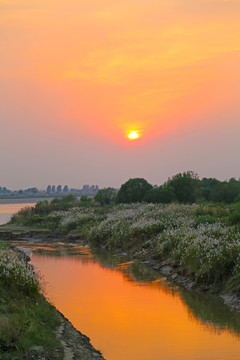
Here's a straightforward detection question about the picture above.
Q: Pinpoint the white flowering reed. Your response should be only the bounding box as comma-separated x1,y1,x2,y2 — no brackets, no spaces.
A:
0,250,39,294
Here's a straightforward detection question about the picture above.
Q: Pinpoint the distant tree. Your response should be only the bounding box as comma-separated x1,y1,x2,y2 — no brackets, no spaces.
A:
57,185,62,193
63,185,69,193
200,177,220,201
166,171,200,203
80,195,89,203
116,178,152,203
61,194,77,202
95,188,117,206
144,185,175,203
35,200,51,215
235,194,240,203
51,185,55,193
24,187,38,194
210,179,240,203
47,185,51,193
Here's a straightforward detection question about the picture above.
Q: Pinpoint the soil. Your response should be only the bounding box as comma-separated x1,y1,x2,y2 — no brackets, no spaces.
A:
56,312,105,360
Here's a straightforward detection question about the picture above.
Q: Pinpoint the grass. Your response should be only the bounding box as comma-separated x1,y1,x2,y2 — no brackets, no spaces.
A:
0,283,62,359
0,243,63,359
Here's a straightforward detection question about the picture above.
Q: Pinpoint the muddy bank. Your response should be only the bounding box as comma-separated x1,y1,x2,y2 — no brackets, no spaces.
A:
0,228,53,241
141,257,240,312
56,312,104,360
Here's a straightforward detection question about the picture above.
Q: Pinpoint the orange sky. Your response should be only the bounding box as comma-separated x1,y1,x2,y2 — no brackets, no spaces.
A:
1,0,240,188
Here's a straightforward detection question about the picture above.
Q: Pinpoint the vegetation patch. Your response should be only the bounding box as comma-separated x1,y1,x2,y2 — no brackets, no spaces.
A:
6,190,240,294
0,246,63,359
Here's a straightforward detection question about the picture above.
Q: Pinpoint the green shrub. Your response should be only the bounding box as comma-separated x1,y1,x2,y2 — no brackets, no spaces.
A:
194,205,228,218
228,211,240,225
10,206,34,225
195,207,214,216
193,215,218,228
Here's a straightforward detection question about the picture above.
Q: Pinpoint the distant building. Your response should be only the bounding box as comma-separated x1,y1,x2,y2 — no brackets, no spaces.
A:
81,185,99,196
63,185,69,192
0,186,10,194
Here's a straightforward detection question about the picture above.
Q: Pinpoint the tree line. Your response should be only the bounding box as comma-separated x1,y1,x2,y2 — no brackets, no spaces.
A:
95,171,240,205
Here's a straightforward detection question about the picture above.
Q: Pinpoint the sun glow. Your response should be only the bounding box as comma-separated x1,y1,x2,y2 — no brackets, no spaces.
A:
128,131,139,140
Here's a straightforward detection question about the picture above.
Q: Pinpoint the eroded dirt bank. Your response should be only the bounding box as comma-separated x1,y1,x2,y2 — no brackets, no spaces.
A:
56,311,105,360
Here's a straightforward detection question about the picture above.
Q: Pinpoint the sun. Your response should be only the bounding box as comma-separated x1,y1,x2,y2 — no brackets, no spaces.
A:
128,131,139,140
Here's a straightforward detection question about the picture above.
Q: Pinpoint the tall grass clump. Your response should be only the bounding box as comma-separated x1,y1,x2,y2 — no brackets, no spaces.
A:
10,206,35,225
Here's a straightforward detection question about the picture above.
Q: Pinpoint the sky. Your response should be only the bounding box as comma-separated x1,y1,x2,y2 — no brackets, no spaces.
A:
1,0,240,189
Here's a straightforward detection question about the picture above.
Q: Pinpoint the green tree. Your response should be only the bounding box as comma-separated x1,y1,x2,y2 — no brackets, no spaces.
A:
61,194,77,203
95,188,117,206
210,179,240,203
80,195,89,203
34,200,51,215
144,185,175,203
116,178,152,203
166,171,200,203
200,177,220,201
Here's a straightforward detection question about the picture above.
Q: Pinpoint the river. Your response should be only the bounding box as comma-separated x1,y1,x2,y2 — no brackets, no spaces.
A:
0,199,42,225
18,242,240,360
2,202,240,359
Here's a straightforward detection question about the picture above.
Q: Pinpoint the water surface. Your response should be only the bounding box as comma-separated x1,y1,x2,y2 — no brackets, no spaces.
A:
14,242,240,360
0,201,39,225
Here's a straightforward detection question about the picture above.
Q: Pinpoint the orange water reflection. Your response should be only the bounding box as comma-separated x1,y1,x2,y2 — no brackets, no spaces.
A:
0,203,36,214
0,202,38,225
27,244,240,360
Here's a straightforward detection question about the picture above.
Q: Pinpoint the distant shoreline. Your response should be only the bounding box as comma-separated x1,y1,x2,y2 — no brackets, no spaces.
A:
0,198,50,205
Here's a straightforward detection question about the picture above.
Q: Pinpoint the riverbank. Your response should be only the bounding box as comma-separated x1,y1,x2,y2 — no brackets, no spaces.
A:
2,200,240,309
0,242,105,360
